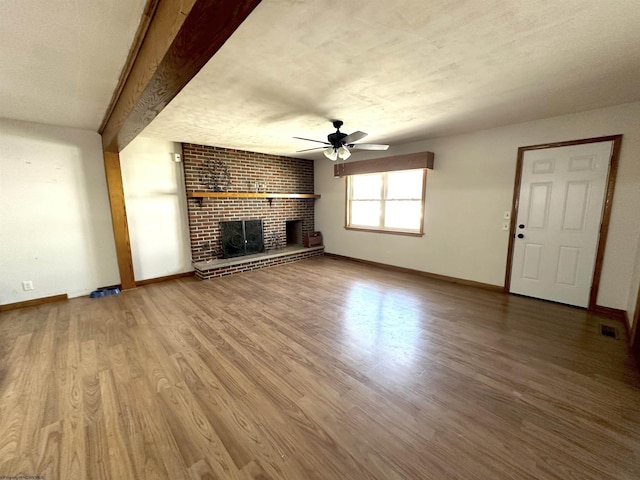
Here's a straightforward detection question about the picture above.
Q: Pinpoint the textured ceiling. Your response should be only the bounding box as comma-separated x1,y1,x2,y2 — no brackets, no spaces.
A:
2,0,639,154
0,0,147,130
143,0,640,159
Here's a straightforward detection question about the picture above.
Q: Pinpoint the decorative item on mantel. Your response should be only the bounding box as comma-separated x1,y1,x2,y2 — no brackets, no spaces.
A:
249,180,267,193
202,158,232,192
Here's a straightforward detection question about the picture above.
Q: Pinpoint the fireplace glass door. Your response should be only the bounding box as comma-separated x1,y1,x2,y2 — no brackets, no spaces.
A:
220,220,264,258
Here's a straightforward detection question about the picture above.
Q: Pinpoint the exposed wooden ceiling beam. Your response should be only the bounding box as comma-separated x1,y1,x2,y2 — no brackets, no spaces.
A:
100,0,262,152
98,0,161,136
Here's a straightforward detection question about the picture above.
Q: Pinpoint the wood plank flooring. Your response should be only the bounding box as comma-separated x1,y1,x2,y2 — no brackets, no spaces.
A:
1,256,639,479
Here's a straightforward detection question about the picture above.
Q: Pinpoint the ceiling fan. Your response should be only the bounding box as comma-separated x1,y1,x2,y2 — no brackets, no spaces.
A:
294,120,389,161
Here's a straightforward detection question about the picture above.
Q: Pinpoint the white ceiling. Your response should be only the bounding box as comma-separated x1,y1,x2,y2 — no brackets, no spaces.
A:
0,0,147,130
2,1,640,160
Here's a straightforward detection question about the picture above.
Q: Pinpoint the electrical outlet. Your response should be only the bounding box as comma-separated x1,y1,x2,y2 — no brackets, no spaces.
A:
502,222,510,231
503,211,511,220
22,280,34,291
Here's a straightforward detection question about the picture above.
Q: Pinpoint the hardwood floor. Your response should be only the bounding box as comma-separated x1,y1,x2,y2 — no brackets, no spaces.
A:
1,256,639,479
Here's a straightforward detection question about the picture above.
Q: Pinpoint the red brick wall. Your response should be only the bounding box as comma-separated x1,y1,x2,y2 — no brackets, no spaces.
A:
182,144,316,262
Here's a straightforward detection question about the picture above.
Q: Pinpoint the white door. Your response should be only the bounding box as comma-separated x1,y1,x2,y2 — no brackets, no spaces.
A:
510,141,613,307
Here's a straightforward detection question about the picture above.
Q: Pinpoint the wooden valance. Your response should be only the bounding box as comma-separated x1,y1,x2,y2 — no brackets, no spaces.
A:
333,152,434,177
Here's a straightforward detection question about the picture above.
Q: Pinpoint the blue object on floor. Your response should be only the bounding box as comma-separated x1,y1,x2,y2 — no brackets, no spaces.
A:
89,287,121,298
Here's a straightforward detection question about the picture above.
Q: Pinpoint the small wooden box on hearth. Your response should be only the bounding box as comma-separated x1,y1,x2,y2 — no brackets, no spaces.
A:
304,231,323,248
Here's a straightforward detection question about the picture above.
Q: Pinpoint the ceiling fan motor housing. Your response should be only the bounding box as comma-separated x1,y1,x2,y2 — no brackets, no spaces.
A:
328,120,346,147
293,119,389,154
327,131,347,147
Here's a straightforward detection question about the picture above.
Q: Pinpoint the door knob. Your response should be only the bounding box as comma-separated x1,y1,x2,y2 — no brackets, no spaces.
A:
517,233,524,239
519,224,525,229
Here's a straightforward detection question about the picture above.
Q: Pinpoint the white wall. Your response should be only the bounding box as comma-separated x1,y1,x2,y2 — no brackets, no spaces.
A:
0,118,119,304
120,136,192,281
315,101,640,319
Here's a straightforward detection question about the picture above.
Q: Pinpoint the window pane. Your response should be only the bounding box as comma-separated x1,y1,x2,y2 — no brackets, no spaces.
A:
352,174,382,199
384,201,422,230
351,200,381,227
386,170,423,199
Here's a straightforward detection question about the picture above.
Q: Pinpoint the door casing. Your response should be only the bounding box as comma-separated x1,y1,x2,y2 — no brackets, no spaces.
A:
504,135,623,311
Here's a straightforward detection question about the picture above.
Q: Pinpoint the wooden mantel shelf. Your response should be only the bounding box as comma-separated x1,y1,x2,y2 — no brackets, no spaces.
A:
187,191,320,199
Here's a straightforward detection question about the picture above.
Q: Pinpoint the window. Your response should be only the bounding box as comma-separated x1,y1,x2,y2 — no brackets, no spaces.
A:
346,168,426,235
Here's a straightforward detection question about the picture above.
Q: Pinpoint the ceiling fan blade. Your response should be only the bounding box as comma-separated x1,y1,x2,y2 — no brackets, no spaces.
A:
341,131,367,144
293,136,330,145
296,147,327,152
350,143,389,151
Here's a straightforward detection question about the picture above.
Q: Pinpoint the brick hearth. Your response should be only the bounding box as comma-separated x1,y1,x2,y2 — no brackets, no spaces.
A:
192,246,324,280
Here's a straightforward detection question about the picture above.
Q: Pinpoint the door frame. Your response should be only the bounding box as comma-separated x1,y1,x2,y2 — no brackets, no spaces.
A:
504,134,623,311
631,285,640,358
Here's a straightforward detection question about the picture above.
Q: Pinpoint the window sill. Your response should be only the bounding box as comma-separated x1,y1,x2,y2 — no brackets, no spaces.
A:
344,226,424,237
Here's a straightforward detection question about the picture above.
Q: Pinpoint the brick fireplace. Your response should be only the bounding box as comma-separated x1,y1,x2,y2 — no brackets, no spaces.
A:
182,144,322,278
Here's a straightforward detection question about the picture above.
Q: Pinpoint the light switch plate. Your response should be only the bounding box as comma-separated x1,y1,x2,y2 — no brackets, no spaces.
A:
502,222,510,231
503,211,511,220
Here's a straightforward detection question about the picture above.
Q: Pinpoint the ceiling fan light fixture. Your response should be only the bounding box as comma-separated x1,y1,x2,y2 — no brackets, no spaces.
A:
338,145,351,160
296,120,389,160
323,147,338,161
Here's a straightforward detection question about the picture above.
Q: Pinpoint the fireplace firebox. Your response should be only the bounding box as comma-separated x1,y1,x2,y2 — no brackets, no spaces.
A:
220,220,264,258
285,219,303,246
